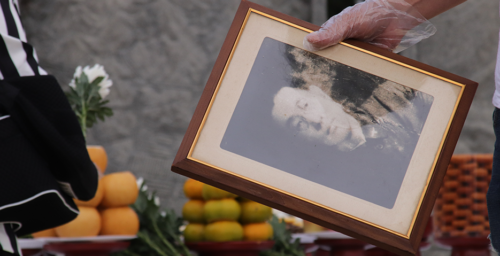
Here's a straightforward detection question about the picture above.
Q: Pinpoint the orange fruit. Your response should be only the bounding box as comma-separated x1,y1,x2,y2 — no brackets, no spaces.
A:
183,179,204,199
99,171,139,208
55,206,101,237
204,221,243,242
203,198,241,223
182,200,205,223
243,222,273,241
202,184,237,200
303,220,328,233
87,145,108,173
183,223,205,242
239,200,272,223
74,178,104,207
100,206,139,236
32,228,57,238
238,197,252,202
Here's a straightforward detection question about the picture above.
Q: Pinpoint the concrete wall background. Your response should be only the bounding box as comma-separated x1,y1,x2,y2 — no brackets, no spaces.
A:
401,0,499,154
18,0,498,215
19,0,312,212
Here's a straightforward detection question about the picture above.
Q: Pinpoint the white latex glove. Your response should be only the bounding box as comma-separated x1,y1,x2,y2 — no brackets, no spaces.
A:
303,0,436,53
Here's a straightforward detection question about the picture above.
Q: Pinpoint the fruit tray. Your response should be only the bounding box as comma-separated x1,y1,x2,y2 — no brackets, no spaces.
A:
20,236,136,256
186,240,275,256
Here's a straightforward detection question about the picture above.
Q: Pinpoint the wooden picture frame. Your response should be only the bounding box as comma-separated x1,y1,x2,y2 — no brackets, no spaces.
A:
171,1,478,255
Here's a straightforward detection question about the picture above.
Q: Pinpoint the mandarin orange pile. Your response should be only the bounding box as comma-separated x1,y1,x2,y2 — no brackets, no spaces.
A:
32,147,140,238
182,179,273,242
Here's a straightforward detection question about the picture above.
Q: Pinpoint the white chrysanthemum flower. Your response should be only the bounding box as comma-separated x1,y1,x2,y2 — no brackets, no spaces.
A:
154,196,160,206
68,66,82,89
142,185,148,192
67,64,114,139
136,177,144,188
69,64,113,99
83,64,113,99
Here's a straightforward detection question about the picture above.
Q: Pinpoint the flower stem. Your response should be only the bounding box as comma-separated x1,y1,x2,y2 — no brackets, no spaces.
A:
136,232,169,256
175,236,191,256
152,220,182,256
80,98,87,140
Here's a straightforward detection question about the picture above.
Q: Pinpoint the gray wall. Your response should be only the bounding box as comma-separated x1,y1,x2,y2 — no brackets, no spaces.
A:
19,0,499,213
400,0,499,154
19,0,311,212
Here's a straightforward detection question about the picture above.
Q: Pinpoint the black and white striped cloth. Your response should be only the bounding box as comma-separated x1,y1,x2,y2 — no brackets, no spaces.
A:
0,1,48,255
0,0,46,79
0,224,20,256
0,0,46,119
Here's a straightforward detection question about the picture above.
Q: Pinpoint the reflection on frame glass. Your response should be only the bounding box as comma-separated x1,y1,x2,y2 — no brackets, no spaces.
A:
221,37,434,209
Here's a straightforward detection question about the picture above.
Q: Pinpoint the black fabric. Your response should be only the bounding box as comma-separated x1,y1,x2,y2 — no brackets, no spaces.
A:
21,43,39,76
0,75,98,235
0,191,78,236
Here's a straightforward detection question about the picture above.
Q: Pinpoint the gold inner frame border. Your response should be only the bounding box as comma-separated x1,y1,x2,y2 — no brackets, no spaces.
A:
187,8,466,239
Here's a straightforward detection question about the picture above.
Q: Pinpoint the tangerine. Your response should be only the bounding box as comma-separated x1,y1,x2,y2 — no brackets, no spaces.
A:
183,223,205,242
74,178,104,207
182,200,205,223
87,145,108,173
204,221,243,242
239,200,272,223
202,184,237,200
203,198,241,223
55,206,101,237
99,171,139,208
100,206,139,236
183,179,204,199
243,222,273,241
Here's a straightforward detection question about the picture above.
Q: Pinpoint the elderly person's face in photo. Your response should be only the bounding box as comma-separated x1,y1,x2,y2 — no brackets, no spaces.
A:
272,85,366,151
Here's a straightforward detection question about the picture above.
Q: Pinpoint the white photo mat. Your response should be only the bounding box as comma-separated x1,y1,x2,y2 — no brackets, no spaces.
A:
190,11,463,236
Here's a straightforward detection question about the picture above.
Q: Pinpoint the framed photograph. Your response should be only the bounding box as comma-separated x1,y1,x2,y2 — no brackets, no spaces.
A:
171,1,478,255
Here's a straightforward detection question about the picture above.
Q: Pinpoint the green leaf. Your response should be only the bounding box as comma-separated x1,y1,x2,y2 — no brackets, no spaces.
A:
89,76,104,88
113,179,192,256
87,84,100,102
102,107,114,116
65,68,114,137
260,216,305,256
76,74,88,97
79,72,89,86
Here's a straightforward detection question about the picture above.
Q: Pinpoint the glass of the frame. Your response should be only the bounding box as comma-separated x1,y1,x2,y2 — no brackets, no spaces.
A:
221,37,434,210
190,10,463,236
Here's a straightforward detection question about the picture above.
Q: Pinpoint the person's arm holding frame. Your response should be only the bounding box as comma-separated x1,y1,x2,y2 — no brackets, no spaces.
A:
410,0,467,20
303,0,467,53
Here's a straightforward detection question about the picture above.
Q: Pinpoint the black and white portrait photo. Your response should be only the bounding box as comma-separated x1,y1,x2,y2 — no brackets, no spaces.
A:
220,37,434,209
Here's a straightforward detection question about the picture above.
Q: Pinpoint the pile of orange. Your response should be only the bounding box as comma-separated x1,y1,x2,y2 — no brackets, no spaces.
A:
182,179,273,242
33,146,140,238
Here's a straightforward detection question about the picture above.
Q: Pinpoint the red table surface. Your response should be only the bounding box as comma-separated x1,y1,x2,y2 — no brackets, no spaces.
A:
186,240,275,256
435,237,491,256
43,241,130,256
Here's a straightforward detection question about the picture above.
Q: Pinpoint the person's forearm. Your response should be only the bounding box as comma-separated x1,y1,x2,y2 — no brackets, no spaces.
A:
303,0,452,52
406,0,467,19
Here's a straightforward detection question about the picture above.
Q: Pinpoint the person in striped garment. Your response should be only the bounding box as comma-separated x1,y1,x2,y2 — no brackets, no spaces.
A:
0,1,97,255
0,1,45,255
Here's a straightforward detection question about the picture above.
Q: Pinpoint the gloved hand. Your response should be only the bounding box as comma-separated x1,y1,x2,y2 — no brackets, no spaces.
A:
303,0,437,53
